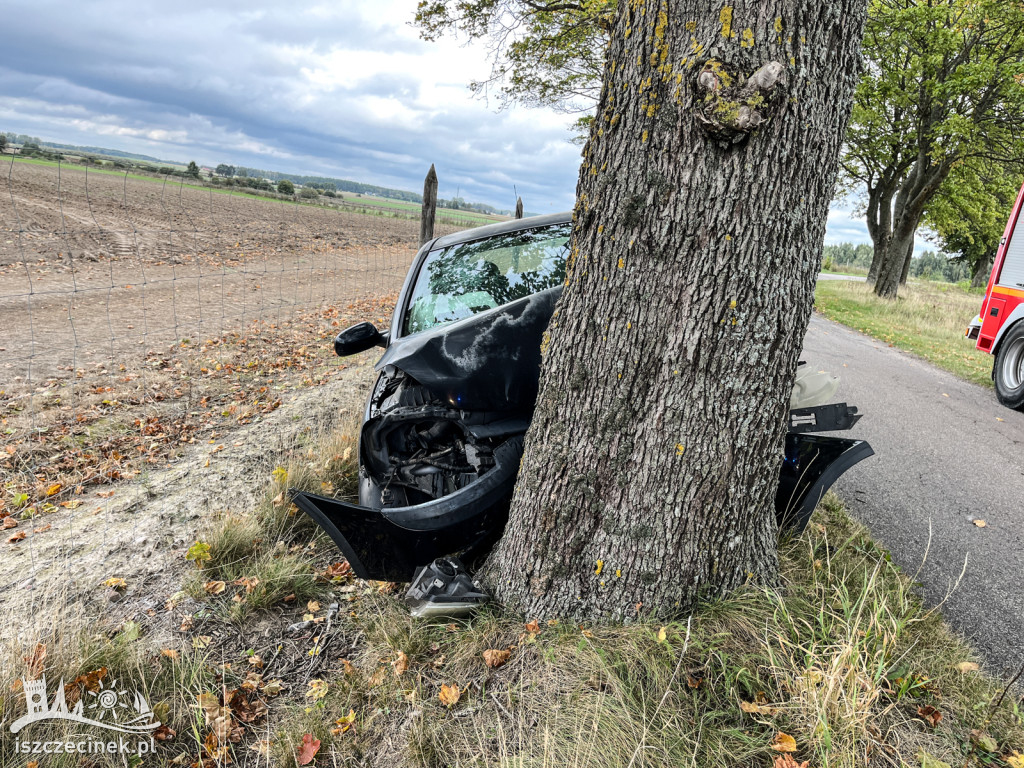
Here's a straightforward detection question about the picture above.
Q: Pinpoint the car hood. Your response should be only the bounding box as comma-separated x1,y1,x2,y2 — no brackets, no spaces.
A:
376,286,561,412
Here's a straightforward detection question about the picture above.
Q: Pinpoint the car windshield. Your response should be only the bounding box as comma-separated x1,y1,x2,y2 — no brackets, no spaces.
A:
403,223,571,336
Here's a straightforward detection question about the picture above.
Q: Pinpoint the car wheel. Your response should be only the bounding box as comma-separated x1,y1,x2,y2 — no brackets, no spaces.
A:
994,322,1024,411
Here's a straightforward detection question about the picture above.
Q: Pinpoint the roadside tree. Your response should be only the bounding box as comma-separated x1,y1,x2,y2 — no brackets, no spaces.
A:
477,0,867,619
841,0,1024,299
923,159,1024,288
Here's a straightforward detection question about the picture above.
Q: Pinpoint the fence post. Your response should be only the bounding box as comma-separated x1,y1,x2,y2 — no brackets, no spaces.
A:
515,196,524,219
420,164,438,246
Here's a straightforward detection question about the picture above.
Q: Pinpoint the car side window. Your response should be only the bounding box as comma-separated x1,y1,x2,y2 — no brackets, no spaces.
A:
403,223,570,336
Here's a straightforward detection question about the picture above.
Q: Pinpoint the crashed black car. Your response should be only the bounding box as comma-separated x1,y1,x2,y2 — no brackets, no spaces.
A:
291,213,872,607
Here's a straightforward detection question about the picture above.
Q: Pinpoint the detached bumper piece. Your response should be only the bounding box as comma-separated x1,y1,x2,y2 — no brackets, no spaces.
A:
404,557,489,618
775,434,874,534
289,436,522,582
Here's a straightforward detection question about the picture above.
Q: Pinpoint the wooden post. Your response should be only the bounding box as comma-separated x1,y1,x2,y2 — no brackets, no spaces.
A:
515,196,524,219
420,164,438,246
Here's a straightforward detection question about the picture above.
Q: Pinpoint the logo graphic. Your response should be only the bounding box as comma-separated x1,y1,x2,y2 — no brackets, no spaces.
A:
10,674,160,734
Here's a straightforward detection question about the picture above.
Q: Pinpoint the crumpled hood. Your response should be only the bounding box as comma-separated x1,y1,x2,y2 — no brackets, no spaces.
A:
376,286,561,412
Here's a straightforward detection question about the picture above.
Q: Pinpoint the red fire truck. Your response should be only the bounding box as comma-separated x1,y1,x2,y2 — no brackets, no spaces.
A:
966,183,1024,411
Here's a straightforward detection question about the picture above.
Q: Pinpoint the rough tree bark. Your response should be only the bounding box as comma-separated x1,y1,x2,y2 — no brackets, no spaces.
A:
971,250,995,289
871,155,951,299
481,0,866,621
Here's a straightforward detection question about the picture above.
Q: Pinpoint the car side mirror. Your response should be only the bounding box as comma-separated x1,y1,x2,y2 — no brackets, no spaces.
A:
334,322,389,357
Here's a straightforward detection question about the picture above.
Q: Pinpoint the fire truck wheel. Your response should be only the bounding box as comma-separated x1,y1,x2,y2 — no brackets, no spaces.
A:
994,322,1024,411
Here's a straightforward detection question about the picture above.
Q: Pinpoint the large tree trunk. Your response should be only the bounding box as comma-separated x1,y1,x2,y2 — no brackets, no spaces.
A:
482,0,867,621
898,227,917,286
971,250,995,289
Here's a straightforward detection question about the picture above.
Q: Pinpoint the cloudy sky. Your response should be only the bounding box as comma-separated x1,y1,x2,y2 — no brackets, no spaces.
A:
0,0,891,245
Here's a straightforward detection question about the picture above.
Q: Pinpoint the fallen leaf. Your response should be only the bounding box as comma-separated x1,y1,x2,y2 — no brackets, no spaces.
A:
392,651,409,676
740,699,778,715
917,705,942,728
32,524,51,534
324,561,352,580
8,531,26,543
233,576,259,593
774,756,810,768
192,635,212,649
179,615,194,631
297,733,321,765
261,679,285,696
439,683,461,707
153,725,176,742
73,667,107,693
306,678,328,701
103,577,127,591
973,519,987,528
307,600,320,613
1006,750,1024,768
331,709,356,736
241,671,262,691
24,643,46,679
483,649,511,669
956,661,979,674
2,517,17,529
657,626,667,642
918,752,952,768
524,619,540,634
196,692,221,722
250,740,272,757
161,648,180,661
45,483,62,496
770,732,798,753
204,580,227,595
969,729,998,753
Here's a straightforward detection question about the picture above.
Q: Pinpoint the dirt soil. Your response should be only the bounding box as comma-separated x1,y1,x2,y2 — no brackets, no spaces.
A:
0,158,471,531
0,351,376,644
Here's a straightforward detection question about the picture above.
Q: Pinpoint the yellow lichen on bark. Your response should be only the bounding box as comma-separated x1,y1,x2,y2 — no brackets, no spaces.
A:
720,6,736,38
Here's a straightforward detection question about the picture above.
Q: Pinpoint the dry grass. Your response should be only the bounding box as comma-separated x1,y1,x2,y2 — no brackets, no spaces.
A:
259,496,1024,768
814,279,993,387
6,409,1023,767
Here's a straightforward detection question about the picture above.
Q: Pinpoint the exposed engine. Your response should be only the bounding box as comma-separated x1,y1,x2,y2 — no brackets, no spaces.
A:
360,367,526,508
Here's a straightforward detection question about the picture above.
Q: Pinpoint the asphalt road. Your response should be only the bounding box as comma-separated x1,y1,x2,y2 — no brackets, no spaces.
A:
801,313,1024,674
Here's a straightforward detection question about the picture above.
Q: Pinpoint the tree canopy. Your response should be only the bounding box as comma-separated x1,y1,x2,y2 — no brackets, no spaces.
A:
923,158,1023,287
414,0,614,134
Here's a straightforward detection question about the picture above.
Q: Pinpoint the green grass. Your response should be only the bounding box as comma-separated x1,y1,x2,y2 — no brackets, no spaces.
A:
346,193,502,223
815,278,994,388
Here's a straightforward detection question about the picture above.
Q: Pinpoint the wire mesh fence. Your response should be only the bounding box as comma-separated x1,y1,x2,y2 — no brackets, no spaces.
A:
0,155,476,597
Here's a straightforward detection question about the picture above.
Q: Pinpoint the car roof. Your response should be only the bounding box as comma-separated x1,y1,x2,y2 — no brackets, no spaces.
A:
428,211,572,251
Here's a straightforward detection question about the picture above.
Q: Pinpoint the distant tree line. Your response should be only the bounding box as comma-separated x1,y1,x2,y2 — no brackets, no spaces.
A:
822,242,972,284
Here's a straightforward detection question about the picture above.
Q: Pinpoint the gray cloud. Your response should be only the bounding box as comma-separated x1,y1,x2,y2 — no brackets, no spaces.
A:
0,0,582,211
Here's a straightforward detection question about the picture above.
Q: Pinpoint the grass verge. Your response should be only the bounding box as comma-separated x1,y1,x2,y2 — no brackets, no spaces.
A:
5,412,1023,767
814,279,993,388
